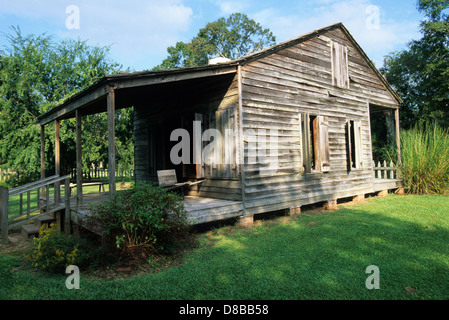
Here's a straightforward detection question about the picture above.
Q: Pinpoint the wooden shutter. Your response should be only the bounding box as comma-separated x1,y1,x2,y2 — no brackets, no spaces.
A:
302,112,311,173
331,42,349,88
212,108,238,179
319,116,330,172
354,120,363,168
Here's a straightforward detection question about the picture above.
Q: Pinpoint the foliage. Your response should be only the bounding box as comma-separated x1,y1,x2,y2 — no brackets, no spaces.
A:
154,13,276,69
26,224,88,273
380,0,449,129
0,27,125,184
392,122,449,194
92,182,191,257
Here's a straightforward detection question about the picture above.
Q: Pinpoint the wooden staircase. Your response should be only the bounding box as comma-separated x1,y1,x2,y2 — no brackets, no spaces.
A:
1,175,71,244
20,212,58,239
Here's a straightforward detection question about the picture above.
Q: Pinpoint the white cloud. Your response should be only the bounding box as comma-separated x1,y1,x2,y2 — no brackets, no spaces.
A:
0,0,194,70
251,0,420,67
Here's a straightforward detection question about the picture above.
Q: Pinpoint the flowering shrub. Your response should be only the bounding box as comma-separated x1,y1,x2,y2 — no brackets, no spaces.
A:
27,224,82,273
92,182,191,257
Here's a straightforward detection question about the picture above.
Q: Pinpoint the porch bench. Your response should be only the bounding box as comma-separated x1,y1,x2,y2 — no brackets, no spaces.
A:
69,182,105,195
157,170,205,199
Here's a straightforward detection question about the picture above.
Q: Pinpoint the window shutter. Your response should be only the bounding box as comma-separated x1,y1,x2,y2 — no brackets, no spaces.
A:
212,108,238,179
319,116,330,172
331,41,349,88
354,120,363,168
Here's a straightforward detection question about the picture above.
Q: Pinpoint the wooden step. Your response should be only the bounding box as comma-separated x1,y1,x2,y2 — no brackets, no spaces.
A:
21,224,41,239
34,213,56,227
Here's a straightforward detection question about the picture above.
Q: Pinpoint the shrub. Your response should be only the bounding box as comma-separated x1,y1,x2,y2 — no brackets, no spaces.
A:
91,182,191,257
393,122,449,194
27,224,87,273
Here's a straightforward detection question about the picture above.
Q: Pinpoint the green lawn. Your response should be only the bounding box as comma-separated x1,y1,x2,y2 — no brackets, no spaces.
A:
1,194,448,300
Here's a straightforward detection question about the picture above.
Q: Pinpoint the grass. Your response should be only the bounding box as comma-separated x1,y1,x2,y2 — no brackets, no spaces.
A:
1,194,448,300
395,123,449,194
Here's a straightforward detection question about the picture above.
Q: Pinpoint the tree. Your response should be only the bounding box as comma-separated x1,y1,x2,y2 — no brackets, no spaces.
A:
0,27,123,183
154,13,276,70
380,0,449,128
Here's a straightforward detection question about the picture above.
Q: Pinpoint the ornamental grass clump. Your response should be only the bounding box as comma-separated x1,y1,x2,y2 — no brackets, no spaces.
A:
92,182,191,258
394,122,449,194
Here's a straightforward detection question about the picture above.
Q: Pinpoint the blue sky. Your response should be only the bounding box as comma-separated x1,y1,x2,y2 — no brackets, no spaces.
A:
0,0,425,72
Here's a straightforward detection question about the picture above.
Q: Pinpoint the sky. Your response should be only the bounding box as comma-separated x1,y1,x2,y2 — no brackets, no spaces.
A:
0,0,425,72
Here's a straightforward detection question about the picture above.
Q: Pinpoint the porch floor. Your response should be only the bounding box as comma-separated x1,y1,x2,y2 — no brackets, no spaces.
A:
373,178,402,192
69,192,243,233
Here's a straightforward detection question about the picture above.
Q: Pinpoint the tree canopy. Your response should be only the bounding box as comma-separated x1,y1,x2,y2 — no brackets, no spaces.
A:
154,13,276,70
0,27,130,184
380,0,449,128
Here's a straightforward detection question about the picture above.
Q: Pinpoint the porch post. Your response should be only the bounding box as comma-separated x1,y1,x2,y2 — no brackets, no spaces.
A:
54,119,61,203
40,125,45,197
107,86,116,197
76,110,83,205
394,108,401,165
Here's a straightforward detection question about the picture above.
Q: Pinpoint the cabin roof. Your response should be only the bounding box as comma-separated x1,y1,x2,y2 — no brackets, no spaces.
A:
38,22,401,126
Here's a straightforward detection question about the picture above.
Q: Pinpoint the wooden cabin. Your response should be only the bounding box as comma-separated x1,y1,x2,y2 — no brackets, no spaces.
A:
37,22,402,226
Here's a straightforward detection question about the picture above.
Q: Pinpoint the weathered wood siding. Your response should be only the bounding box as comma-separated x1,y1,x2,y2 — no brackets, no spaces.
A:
240,28,399,214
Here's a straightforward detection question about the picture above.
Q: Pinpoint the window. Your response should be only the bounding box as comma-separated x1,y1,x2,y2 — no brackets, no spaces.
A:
331,41,349,88
301,113,330,173
346,120,363,170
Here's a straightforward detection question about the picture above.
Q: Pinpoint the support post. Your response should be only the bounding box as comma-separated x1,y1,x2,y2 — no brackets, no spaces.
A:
76,110,83,206
107,86,116,197
54,120,61,204
64,178,71,235
395,108,401,165
0,187,9,243
40,125,45,198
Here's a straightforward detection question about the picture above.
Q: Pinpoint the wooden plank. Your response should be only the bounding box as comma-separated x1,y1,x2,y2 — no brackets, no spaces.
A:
54,120,61,204
0,187,9,243
76,109,83,205
107,86,116,197
40,125,45,198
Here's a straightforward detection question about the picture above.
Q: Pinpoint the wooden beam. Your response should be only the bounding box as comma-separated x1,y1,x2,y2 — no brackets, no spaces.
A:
39,86,108,126
107,86,116,197
395,108,401,165
237,65,248,216
54,120,61,204
40,125,45,198
76,110,83,205
0,187,9,243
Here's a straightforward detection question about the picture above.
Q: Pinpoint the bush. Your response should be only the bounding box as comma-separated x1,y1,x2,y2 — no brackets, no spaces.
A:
394,122,449,194
27,224,88,273
91,182,191,257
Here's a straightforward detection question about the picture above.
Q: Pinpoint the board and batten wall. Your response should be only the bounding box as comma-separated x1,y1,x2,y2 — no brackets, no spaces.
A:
239,27,399,215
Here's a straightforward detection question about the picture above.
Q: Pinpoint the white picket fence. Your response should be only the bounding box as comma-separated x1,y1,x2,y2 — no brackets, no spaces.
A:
0,169,16,183
373,160,397,179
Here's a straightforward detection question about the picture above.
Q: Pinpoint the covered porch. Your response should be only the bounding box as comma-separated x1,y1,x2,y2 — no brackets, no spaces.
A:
36,63,241,230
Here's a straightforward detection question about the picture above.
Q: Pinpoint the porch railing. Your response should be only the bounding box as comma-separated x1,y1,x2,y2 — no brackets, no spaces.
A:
0,175,71,243
373,160,398,179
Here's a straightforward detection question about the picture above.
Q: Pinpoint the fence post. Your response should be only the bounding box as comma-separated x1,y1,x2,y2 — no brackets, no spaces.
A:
0,186,9,243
